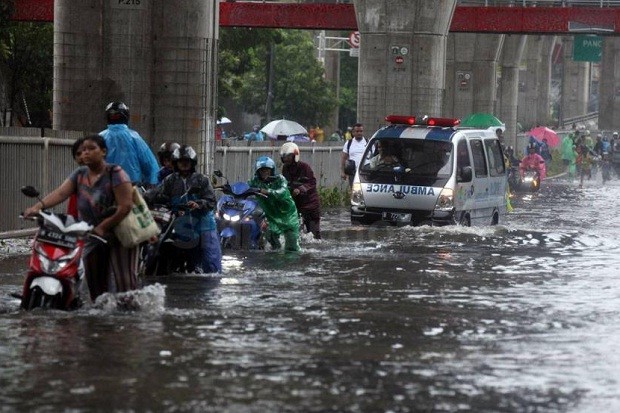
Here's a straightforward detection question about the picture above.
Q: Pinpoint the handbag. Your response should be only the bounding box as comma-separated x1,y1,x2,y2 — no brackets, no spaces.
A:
113,186,161,248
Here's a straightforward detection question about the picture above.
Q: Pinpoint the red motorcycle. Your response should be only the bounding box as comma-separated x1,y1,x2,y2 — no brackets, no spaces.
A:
18,186,104,310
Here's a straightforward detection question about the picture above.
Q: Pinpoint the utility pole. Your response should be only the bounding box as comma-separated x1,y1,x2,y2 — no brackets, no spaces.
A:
265,43,275,122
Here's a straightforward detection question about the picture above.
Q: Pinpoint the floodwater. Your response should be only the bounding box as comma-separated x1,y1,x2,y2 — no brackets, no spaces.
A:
1,176,620,412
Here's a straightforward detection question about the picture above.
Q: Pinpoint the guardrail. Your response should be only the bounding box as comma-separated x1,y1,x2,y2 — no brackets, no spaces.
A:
0,136,346,237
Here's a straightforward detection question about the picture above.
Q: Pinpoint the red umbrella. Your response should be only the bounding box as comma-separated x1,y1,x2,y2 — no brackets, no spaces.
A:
528,126,560,147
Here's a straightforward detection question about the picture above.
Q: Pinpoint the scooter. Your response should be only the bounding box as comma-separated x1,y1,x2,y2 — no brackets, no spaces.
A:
518,169,541,192
213,170,266,249
17,186,105,310
141,186,202,275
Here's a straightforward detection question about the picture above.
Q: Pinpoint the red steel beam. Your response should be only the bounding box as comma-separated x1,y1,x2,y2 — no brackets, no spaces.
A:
11,1,620,35
11,0,53,22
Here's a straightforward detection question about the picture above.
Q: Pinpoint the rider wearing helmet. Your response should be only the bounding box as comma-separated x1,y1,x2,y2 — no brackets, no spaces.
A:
157,141,181,183
248,156,300,251
520,142,547,181
280,142,321,239
152,144,221,273
99,101,160,186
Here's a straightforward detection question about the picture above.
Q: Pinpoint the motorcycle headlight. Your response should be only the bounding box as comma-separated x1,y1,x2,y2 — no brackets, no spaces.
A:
35,245,77,275
223,213,241,222
434,188,454,211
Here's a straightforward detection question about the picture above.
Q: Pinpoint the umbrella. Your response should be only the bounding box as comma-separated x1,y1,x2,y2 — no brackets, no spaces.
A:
460,113,505,129
260,119,307,139
528,126,560,147
217,116,232,125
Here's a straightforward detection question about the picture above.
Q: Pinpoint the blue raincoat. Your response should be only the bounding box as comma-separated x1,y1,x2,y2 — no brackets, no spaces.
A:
99,124,160,185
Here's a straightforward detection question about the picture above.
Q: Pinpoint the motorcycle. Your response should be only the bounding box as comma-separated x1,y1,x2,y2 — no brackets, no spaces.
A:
213,170,266,249
17,186,106,310
142,186,202,275
507,166,521,193
518,169,541,192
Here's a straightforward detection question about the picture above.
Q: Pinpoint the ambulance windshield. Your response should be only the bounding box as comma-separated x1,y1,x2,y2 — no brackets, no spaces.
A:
360,138,453,185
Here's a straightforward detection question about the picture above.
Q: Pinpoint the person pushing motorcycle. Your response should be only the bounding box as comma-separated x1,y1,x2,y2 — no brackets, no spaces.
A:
248,156,300,252
280,142,321,240
149,145,221,273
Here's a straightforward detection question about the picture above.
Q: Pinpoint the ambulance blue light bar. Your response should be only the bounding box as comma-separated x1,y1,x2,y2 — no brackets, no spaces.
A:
385,114,460,128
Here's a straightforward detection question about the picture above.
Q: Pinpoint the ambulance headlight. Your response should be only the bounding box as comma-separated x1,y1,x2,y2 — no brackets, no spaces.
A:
434,188,454,211
351,182,365,206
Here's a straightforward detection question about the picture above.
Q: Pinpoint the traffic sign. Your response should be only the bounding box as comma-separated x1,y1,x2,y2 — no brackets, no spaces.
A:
348,31,360,48
573,34,602,62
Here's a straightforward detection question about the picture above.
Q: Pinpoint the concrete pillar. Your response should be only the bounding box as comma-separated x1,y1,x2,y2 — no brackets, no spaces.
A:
498,35,527,150
519,35,556,130
598,37,619,131
152,0,218,169
323,32,341,136
353,0,456,133
538,36,557,127
560,36,590,122
53,0,218,169
445,33,503,119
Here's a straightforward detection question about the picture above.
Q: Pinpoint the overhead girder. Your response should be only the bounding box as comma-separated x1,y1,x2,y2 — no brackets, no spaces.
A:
11,1,620,35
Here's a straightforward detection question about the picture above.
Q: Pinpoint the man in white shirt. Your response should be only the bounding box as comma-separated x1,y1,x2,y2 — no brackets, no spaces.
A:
340,123,368,187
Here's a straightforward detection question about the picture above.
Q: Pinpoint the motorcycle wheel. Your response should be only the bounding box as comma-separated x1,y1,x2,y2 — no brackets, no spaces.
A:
24,287,60,310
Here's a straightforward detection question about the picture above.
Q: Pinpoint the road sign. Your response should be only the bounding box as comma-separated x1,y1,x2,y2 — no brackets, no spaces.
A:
573,34,602,62
348,31,360,48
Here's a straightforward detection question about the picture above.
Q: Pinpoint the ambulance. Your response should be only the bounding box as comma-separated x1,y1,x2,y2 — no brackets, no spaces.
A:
349,115,508,226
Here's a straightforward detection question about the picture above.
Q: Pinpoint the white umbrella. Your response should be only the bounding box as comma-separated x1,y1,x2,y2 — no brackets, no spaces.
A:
260,119,307,138
217,116,232,125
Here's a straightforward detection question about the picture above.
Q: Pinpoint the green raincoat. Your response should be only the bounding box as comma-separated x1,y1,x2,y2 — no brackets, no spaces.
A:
249,173,300,251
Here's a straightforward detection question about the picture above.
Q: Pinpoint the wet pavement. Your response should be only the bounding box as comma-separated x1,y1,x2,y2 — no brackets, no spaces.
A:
1,175,619,412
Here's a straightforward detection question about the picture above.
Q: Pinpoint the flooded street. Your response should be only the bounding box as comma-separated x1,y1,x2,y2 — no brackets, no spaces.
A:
1,177,620,412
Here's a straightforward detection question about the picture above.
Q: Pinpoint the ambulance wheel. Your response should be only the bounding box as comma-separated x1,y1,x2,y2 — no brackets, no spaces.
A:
459,213,471,227
491,211,499,226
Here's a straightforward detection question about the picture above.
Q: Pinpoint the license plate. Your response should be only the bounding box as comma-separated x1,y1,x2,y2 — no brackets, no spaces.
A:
382,212,412,222
38,228,77,248
151,209,171,223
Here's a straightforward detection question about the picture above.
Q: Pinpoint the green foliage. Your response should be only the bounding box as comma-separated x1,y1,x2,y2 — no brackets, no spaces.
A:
0,1,15,59
2,21,53,127
318,185,350,207
235,29,337,127
218,28,282,101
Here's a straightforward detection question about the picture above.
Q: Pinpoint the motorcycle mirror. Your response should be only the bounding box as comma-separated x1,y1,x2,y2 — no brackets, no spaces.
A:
21,186,40,198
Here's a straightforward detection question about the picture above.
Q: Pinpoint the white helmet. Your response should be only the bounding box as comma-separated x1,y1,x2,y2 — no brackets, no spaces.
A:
280,142,300,163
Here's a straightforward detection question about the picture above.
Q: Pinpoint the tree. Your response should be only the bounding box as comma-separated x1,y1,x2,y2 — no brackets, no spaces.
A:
1,21,53,128
218,28,283,118
237,30,337,127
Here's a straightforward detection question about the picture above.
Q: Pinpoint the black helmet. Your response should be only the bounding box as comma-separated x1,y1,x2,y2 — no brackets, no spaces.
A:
171,145,198,171
105,101,130,124
157,141,181,164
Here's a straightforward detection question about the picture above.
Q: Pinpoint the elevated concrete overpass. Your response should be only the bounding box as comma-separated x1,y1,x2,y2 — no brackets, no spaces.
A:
10,0,620,34
8,0,620,161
